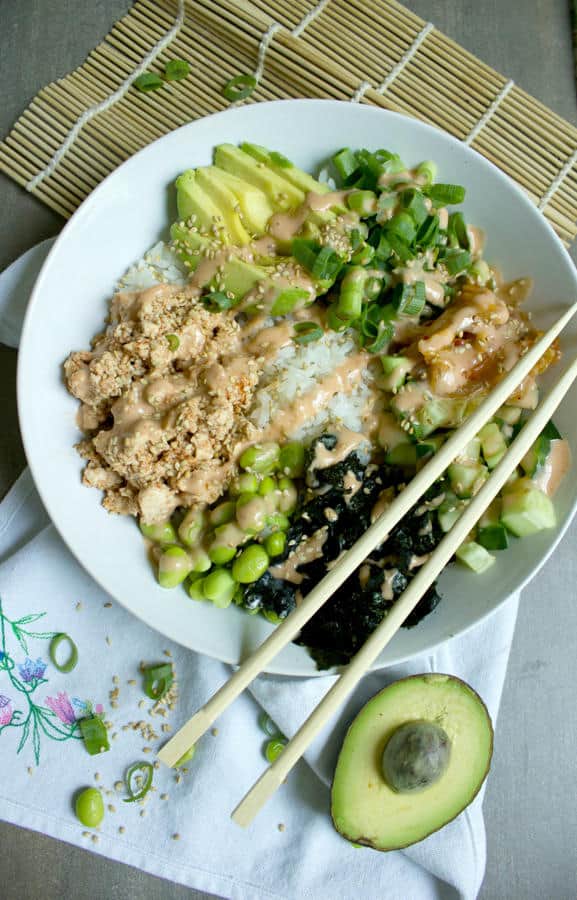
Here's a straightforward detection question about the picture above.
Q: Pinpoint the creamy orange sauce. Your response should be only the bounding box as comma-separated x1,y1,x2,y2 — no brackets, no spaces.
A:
270,527,328,585
381,568,399,600
533,439,572,497
312,428,367,469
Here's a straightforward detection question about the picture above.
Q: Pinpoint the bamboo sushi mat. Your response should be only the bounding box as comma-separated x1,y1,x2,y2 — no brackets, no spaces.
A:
2,0,577,245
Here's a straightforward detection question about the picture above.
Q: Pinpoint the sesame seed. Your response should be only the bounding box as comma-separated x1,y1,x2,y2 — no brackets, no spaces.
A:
160,793,169,801
27,767,33,776
105,636,111,646
172,833,180,841
91,835,99,844
82,831,91,838
103,601,112,608
153,761,160,770
108,804,116,813
127,679,137,686
140,809,146,818
278,824,285,832
118,826,126,834
94,773,101,781
75,602,82,612
112,676,119,685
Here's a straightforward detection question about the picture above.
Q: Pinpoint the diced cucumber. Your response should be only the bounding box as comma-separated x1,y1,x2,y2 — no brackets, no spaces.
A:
416,434,445,458
479,422,507,469
385,444,418,467
456,541,496,573
501,478,556,537
380,355,413,391
478,497,501,529
496,405,523,425
508,380,539,409
455,437,481,464
448,461,488,499
438,501,466,533
477,524,509,551
520,433,550,477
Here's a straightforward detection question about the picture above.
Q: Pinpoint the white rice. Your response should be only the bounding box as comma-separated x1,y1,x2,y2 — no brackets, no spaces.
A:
117,240,373,446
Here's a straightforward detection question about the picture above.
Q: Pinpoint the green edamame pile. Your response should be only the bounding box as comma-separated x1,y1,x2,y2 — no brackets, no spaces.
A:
141,439,304,616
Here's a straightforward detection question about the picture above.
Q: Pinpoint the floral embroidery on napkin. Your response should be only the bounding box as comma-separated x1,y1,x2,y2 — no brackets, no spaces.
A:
0,598,100,763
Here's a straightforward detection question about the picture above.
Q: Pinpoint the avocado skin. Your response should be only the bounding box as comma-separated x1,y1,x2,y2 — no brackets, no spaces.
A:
331,674,493,851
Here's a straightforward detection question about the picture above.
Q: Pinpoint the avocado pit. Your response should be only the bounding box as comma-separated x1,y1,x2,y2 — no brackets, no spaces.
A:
381,720,451,793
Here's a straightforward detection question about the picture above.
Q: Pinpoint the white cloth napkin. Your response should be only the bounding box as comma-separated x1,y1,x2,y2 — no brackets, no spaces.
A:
0,241,520,900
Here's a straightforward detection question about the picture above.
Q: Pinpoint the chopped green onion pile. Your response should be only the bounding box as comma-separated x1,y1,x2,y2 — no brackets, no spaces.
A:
49,632,78,673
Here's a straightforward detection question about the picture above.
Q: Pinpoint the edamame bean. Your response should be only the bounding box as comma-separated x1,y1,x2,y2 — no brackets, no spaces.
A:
189,547,212,573
277,477,298,514
258,476,277,497
232,545,270,584
266,512,290,532
236,493,267,534
75,787,104,828
265,531,286,557
139,520,177,545
239,442,280,474
209,500,236,527
265,738,287,762
208,522,245,564
202,568,236,608
262,609,283,625
229,472,259,496
178,508,206,548
278,442,305,478
158,546,192,588
187,576,205,602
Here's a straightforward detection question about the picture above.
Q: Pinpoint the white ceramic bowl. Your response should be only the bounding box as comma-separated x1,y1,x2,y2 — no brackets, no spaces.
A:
17,100,577,676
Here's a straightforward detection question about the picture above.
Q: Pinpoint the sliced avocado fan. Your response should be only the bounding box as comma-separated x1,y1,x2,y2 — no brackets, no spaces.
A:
331,674,493,851
171,143,357,309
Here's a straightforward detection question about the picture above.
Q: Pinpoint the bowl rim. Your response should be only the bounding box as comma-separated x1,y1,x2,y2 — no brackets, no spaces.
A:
16,98,577,675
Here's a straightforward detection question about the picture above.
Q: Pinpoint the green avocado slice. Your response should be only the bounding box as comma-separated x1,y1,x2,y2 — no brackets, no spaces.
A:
177,169,250,245
198,166,275,236
214,144,305,209
174,171,229,240
331,674,493,851
240,142,331,196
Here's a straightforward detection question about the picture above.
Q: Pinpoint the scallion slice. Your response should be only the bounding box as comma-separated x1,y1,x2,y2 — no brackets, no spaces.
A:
392,282,426,317
311,245,342,281
269,150,292,168
222,74,257,102
332,147,358,181
203,291,235,310
133,72,164,92
445,248,471,275
165,334,180,351
399,188,429,227
291,238,320,272
79,715,110,756
164,59,191,81
447,212,470,249
123,762,154,803
386,212,417,245
49,632,78,673
142,663,173,700
415,214,439,248
293,321,323,344
426,183,466,206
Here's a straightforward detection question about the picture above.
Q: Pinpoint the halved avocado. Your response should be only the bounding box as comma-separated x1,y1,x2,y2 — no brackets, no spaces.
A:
331,674,493,851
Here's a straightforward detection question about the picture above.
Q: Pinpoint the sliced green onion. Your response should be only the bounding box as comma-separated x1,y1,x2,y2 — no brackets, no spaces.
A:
392,282,426,317
123,761,154,803
327,305,351,331
203,290,235,310
164,59,191,81
311,245,342,281
416,160,437,185
222,74,257,102
387,232,414,263
79,716,110,756
270,287,309,316
445,249,472,275
265,737,287,763
386,212,417,244
49,632,78,673
415,214,439,248
258,711,280,737
293,321,323,344
269,150,292,168
426,183,466,206
447,212,469,248
332,147,358,181
399,188,429,226
346,190,378,216
542,420,562,441
364,275,383,301
165,333,180,351
142,663,173,700
133,72,164,92
292,238,320,271
350,243,375,266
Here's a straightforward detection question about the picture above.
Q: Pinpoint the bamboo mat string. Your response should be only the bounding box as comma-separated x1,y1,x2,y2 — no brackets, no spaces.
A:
539,146,577,211
464,79,515,146
25,0,185,191
351,21,432,103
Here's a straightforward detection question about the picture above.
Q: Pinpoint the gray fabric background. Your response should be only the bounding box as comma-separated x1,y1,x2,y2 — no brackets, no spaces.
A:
1,2,576,897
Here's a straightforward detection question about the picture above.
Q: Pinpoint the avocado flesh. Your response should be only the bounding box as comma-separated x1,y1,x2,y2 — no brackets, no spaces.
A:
175,171,229,240
199,166,276,236
170,223,270,299
193,168,253,245
331,674,493,851
178,169,250,245
214,144,305,210
240,142,331,196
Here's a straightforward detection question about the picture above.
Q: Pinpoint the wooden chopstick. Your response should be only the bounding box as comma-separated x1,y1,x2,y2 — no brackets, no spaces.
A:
232,340,577,826
157,301,577,769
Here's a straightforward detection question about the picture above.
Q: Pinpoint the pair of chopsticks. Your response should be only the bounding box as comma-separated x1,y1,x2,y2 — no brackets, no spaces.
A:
158,301,577,826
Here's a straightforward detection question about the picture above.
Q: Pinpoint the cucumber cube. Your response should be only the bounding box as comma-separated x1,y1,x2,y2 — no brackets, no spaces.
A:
501,478,556,537
448,462,488,498
456,541,496,573
479,422,507,469
477,524,509,551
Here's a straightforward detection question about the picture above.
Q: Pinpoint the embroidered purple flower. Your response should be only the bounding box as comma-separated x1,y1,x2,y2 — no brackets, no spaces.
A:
18,657,47,683
0,695,13,726
72,699,104,719
46,691,76,724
